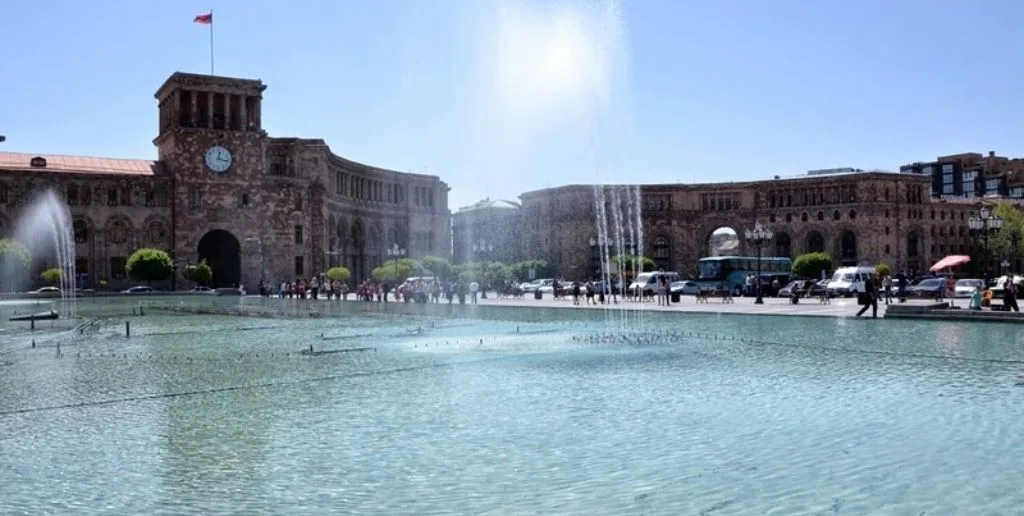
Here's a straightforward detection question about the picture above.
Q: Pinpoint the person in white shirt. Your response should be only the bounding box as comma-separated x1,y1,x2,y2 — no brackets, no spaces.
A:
469,281,479,304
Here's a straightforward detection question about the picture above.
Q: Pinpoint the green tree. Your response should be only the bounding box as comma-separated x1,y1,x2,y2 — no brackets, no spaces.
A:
40,267,62,285
792,252,832,279
183,260,213,286
875,262,891,278
371,258,415,283
612,254,656,275
988,202,1024,260
326,266,352,282
509,260,551,282
481,261,512,288
0,238,31,292
126,248,174,284
420,255,453,281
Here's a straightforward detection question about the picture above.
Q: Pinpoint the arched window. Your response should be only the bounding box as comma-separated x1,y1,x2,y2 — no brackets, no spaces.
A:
816,211,824,221
908,232,919,257
73,219,88,244
652,237,670,260
146,221,166,245
108,221,128,245
849,210,857,220
67,184,79,206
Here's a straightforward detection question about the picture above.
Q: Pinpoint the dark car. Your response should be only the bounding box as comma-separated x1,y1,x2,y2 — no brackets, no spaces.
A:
907,278,944,299
778,279,826,298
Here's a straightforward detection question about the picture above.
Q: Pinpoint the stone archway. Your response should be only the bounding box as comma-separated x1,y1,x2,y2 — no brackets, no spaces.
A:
806,231,825,253
197,229,241,288
350,220,365,281
839,230,858,265
774,232,792,259
707,226,740,257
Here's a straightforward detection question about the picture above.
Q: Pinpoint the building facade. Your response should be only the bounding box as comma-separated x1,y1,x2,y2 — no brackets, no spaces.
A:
520,171,990,279
0,72,451,290
451,198,524,264
901,151,1024,199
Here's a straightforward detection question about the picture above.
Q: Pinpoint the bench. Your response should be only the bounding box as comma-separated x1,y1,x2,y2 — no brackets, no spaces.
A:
696,289,734,304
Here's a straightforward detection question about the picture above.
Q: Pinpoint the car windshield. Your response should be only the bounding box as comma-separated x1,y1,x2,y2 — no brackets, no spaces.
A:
956,279,978,286
832,273,854,282
920,279,943,287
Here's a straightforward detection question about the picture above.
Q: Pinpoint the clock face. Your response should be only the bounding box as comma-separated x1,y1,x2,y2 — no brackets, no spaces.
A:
205,145,232,174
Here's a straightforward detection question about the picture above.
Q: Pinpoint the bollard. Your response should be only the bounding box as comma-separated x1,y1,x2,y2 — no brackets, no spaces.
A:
30,314,35,331
139,305,145,316
126,321,130,338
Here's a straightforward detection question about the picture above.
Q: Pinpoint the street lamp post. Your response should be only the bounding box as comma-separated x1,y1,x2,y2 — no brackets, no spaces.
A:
472,240,494,298
386,243,406,299
967,206,1002,281
745,221,773,304
472,240,494,259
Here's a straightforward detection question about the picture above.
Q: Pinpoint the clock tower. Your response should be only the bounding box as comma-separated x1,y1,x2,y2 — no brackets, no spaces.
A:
153,72,268,288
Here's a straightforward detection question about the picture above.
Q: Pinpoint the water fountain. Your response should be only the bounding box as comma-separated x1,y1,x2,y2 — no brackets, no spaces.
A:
592,183,644,327
9,189,77,319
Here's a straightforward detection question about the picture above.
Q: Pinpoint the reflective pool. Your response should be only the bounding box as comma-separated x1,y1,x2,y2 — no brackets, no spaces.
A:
2,297,1023,514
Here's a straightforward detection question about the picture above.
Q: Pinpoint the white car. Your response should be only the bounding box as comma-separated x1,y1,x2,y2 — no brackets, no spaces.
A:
670,281,701,295
28,286,61,294
954,279,984,298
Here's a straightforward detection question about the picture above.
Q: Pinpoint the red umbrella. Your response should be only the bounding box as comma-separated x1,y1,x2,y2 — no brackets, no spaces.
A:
929,255,971,272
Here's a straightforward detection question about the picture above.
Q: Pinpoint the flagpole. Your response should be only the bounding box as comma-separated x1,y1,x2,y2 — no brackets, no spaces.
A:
209,9,215,75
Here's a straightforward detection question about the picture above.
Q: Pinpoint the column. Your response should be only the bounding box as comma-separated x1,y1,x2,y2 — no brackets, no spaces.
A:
223,93,231,130
190,92,198,128
207,93,215,129
239,95,247,131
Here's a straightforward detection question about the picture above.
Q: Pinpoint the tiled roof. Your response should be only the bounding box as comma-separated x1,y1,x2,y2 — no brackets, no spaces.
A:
0,151,158,176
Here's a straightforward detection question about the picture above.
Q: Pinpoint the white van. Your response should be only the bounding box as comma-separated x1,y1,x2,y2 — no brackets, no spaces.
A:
628,271,682,295
826,266,876,297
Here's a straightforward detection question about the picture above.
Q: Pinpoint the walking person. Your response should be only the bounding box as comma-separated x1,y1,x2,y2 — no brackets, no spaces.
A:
1004,275,1019,312
856,274,879,318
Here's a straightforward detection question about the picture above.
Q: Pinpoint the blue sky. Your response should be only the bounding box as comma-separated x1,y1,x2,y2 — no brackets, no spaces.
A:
1,0,1023,209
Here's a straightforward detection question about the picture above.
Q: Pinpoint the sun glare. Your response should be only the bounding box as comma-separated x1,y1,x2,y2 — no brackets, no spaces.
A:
486,0,624,125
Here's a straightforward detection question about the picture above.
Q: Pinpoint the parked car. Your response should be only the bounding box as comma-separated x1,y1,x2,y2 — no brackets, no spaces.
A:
907,278,944,299
189,286,216,294
27,286,61,294
778,280,827,298
990,275,1024,298
669,280,701,295
954,279,984,298
121,286,156,294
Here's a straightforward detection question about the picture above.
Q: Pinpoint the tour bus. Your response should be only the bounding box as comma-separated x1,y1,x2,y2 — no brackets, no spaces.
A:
696,256,793,294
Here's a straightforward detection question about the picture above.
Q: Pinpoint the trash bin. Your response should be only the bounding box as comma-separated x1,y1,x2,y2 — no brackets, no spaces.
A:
534,290,543,300
670,292,680,303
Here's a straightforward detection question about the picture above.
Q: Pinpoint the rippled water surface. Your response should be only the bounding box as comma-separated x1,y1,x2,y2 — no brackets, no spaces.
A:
2,297,1024,514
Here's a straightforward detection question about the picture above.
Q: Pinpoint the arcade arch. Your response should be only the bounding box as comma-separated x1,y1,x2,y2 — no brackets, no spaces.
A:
197,229,241,288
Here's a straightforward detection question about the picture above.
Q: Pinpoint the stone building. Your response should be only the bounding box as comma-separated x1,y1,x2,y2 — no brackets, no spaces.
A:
451,198,524,264
519,171,991,279
0,72,451,290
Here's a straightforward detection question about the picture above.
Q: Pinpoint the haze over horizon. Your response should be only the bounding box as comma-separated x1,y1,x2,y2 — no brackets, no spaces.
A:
2,0,1023,209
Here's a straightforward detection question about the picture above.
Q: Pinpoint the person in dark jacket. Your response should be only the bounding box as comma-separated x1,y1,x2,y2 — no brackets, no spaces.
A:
856,275,879,318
